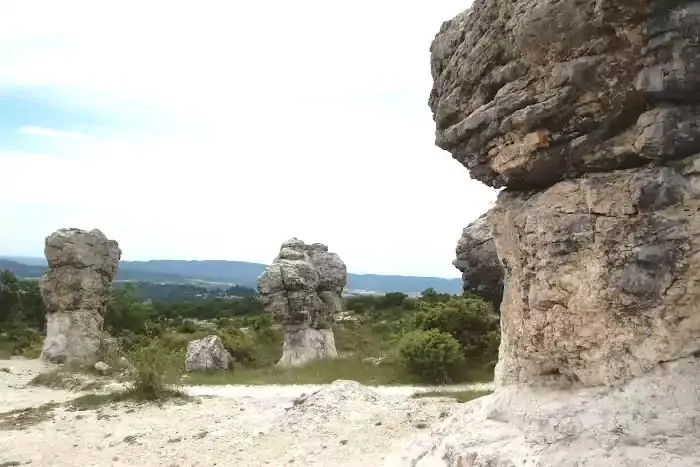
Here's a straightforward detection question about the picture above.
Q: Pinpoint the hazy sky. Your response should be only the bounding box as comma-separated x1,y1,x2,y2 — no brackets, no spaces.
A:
0,0,496,278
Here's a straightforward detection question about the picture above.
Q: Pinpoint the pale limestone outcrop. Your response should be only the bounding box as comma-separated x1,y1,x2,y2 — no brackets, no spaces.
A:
429,0,700,387
257,238,347,367
386,1,700,465
185,335,231,372
40,228,121,363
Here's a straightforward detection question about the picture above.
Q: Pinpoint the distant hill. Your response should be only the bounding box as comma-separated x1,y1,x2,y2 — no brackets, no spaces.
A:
114,281,258,301
0,256,462,294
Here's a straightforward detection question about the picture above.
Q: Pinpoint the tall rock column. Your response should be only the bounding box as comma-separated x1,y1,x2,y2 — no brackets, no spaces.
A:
40,228,121,363
257,238,347,367
386,1,700,465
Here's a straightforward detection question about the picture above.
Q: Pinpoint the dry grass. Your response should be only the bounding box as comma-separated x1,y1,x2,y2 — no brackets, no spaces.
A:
29,368,107,392
412,389,493,403
0,403,60,431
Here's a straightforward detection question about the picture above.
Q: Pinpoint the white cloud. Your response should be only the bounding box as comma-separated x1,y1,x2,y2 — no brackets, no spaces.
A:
18,126,91,140
0,0,494,278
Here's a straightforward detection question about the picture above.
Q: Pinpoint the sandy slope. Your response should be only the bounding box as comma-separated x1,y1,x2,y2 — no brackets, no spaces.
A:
0,359,491,467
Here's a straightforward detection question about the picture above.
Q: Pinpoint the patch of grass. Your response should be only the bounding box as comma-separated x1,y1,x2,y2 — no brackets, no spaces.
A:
182,357,416,386
412,389,493,403
0,402,60,431
123,343,185,400
0,337,15,359
0,330,43,359
1,461,21,467
20,338,44,359
29,369,106,392
68,387,189,410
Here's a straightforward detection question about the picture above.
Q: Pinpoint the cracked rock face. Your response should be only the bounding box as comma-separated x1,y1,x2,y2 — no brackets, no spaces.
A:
385,1,700,465
430,0,700,190
493,159,700,386
453,213,504,311
430,0,700,387
257,238,347,367
39,228,121,363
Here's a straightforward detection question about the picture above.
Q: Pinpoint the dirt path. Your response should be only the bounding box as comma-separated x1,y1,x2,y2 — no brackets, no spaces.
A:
0,359,488,467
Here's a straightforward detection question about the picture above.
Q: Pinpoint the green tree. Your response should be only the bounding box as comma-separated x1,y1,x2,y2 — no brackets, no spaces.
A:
18,280,46,331
377,292,407,308
0,271,22,332
104,283,150,334
412,296,500,359
419,287,438,302
398,329,464,383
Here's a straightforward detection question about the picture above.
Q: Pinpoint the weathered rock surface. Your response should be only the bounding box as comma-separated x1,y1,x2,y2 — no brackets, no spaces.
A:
185,335,231,372
389,1,700,465
493,159,700,386
430,0,700,190
385,357,700,467
430,0,700,387
453,213,504,311
257,238,347,367
40,228,121,363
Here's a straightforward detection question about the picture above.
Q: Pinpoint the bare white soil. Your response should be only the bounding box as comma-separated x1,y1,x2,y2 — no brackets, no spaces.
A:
0,358,492,467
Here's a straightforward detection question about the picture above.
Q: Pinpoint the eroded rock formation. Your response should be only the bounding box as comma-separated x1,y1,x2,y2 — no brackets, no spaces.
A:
40,228,121,363
386,1,700,465
257,238,347,367
453,213,504,311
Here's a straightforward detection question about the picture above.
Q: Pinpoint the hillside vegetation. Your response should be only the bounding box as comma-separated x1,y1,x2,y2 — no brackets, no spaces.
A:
0,271,499,386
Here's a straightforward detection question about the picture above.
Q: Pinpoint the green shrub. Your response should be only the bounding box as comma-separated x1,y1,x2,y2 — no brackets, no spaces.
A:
413,297,499,360
334,320,374,356
178,319,198,334
124,344,184,400
398,329,464,383
0,326,42,357
217,330,257,367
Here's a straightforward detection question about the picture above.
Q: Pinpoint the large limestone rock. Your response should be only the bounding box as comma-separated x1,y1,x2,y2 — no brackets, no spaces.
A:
453,213,504,311
386,1,700,465
386,357,700,467
257,238,347,367
185,335,231,372
429,0,700,190
39,228,121,363
493,160,700,387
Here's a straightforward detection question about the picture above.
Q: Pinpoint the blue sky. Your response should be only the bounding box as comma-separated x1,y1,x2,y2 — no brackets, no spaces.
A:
0,0,496,277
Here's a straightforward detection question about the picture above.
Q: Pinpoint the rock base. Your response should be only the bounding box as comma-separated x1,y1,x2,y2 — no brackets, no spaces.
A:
41,311,103,363
385,357,700,467
277,326,338,368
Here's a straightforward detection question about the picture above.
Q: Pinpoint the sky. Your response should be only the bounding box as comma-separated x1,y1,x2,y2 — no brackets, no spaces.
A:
0,0,496,278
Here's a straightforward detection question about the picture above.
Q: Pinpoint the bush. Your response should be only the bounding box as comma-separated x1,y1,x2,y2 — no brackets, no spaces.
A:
124,343,184,400
217,330,257,367
398,329,464,383
178,319,198,334
413,297,500,360
4,326,42,356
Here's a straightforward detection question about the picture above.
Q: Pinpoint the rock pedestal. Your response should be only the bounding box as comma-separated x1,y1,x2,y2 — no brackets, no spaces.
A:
257,238,347,367
39,228,121,363
386,1,700,465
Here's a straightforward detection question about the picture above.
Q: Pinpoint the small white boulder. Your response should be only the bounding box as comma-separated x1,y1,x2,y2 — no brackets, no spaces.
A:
185,335,231,372
93,361,112,374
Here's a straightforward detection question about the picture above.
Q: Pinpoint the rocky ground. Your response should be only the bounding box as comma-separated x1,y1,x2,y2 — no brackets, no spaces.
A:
0,358,492,467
